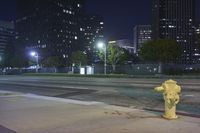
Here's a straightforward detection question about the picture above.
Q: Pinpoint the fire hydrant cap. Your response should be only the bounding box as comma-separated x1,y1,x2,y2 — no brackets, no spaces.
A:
165,79,177,84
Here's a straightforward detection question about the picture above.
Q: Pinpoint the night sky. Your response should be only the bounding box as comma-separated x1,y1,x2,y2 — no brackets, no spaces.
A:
0,0,16,20
86,0,200,40
86,0,152,40
0,0,200,41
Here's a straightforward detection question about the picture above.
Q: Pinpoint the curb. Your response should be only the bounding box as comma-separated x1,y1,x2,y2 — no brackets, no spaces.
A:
144,108,200,118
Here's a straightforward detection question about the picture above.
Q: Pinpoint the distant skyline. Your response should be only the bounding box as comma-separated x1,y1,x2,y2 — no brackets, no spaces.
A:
86,0,200,41
86,0,152,40
0,0,200,41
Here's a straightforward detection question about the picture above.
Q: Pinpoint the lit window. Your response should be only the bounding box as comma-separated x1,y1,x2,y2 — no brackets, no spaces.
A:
169,25,175,28
42,45,46,48
75,36,78,40
100,22,104,25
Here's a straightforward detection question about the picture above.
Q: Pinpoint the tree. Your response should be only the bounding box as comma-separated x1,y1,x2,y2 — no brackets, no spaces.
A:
98,43,127,72
122,49,141,64
0,43,28,68
1,43,14,67
70,51,87,67
11,55,28,68
42,56,61,73
139,39,182,73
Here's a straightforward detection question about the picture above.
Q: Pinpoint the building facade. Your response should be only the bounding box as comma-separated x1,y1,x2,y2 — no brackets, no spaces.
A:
193,23,200,63
15,0,86,65
0,21,15,58
195,23,200,35
80,15,104,63
133,25,151,54
109,39,134,54
152,0,195,64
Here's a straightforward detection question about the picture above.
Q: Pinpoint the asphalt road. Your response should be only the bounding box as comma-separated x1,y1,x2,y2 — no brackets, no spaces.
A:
0,75,200,116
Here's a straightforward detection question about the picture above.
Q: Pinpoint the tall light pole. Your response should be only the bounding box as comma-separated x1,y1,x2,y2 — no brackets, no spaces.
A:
97,42,107,75
0,56,2,68
0,56,4,75
30,51,39,73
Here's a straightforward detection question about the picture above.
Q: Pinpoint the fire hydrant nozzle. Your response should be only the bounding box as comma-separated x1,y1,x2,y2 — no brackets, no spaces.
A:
154,79,181,120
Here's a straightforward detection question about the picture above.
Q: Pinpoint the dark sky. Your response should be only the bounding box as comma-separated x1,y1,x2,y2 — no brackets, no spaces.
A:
0,0,200,41
0,0,16,20
86,0,200,41
86,0,152,40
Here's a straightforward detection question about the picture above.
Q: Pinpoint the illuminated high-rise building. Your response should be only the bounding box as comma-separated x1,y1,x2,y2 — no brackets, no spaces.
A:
133,25,151,54
152,0,195,64
15,0,86,65
0,21,14,57
80,15,104,63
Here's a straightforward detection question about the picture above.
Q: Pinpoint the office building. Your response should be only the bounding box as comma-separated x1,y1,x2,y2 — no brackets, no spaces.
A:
80,15,104,63
0,21,15,57
133,25,151,54
193,23,200,63
152,0,195,64
15,0,86,65
195,23,200,35
109,39,134,53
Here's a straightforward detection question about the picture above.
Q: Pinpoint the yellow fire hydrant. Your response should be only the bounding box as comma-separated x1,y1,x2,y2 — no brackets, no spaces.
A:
154,79,181,119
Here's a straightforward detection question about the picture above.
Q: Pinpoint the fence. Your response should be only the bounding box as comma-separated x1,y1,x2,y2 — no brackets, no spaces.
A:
0,64,200,75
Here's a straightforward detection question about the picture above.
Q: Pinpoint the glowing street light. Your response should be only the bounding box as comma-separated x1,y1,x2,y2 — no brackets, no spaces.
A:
97,42,104,49
30,51,39,73
97,42,107,75
30,52,37,57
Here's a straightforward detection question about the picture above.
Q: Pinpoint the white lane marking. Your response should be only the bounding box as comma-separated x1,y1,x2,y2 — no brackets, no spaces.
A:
60,86,89,90
184,95,195,97
0,90,22,98
0,90,104,106
0,90,14,93
24,94,104,106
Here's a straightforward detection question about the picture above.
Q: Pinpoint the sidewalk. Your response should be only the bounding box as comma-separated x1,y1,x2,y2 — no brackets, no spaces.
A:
0,91,199,133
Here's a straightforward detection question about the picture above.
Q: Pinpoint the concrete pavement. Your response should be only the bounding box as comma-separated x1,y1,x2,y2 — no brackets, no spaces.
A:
0,91,199,133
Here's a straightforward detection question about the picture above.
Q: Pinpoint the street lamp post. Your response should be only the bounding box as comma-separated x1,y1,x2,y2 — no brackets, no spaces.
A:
0,56,2,68
97,42,107,75
0,56,2,72
30,52,39,73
